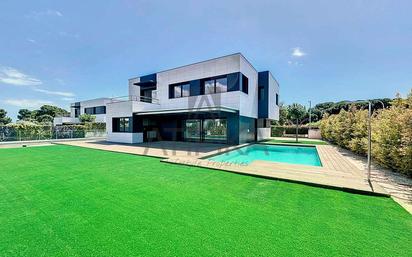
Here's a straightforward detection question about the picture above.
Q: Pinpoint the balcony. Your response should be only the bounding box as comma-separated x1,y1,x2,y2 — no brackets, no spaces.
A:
109,95,160,104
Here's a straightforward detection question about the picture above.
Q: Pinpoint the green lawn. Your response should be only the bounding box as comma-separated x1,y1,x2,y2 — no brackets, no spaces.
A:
0,145,411,257
264,139,330,145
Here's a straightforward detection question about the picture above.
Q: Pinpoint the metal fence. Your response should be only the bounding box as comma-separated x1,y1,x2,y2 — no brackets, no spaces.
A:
0,126,106,142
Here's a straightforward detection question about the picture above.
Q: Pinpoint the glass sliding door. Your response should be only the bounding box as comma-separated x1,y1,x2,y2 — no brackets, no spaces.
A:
203,119,227,143
184,119,201,141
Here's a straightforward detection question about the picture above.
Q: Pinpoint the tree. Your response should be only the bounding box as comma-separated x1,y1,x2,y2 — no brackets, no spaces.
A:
287,103,307,142
0,109,12,125
17,109,32,121
37,114,54,124
79,114,96,123
37,105,69,118
278,103,288,125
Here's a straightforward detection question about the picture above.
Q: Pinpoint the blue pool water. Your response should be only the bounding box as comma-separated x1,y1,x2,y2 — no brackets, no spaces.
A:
208,144,322,166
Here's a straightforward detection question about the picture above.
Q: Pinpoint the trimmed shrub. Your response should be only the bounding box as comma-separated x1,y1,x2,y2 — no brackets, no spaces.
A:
320,90,412,177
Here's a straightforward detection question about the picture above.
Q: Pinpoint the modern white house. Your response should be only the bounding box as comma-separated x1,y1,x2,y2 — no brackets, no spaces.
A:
53,98,110,126
106,53,280,145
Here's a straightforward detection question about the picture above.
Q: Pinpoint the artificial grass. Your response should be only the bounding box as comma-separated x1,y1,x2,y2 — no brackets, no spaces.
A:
265,139,329,145
0,145,410,257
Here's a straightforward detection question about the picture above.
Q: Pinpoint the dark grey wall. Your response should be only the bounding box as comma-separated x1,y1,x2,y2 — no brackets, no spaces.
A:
258,71,269,118
239,116,256,144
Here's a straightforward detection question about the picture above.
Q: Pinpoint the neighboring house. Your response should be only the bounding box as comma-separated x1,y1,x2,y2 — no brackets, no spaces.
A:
106,53,279,145
53,98,110,126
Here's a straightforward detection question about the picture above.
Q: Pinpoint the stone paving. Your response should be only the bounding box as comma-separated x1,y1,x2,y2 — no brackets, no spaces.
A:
332,146,412,214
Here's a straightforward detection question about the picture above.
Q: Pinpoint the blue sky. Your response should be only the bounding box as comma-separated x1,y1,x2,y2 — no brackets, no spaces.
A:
1,0,411,120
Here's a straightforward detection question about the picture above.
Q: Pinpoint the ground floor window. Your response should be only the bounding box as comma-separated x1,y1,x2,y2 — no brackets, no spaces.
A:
184,119,201,141
203,119,227,142
113,117,131,132
183,118,227,143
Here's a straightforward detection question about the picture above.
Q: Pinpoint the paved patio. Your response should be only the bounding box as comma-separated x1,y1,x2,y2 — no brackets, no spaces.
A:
55,140,246,158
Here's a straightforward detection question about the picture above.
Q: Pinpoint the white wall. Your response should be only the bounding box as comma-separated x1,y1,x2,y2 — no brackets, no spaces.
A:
128,77,140,98
239,55,259,118
268,72,280,120
125,54,259,117
79,98,111,115
107,132,143,144
257,128,271,141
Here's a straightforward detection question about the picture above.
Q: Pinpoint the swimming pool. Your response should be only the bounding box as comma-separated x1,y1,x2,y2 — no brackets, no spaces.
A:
208,144,322,166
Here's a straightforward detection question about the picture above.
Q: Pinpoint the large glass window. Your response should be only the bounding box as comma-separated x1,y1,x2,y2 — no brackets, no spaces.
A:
184,119,201,141
84,106,106,115
203,119,227,142
182,83,190,97
174,85,182,98
204,77,228,94
85,107,94,114
215,78,228,93
172,83,190,98
95,106,106,114
204,79,215,94
113,117,131,132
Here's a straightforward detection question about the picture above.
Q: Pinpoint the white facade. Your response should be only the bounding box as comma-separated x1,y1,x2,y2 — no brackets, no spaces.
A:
105,53,280,144
54,98,110,126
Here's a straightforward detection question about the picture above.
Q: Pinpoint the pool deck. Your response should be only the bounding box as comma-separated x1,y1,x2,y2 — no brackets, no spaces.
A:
163,145,387,196
55,139,388,197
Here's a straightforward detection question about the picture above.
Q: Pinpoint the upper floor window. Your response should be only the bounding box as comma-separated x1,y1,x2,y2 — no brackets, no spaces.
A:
242,75,248,94
85,107,94,114
203,76,227,94
276,93,279,105
113,117,130,132
84,106,106,115
172,83,190,98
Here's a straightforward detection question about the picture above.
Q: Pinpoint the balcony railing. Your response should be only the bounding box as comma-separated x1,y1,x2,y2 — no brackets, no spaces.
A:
109,95,160,104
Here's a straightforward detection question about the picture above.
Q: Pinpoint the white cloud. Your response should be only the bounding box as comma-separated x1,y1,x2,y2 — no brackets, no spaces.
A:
291,47,306,57
27,38,37,44
27,9,63,18
0,66,42,86
3,99,53,109
33,88,75,97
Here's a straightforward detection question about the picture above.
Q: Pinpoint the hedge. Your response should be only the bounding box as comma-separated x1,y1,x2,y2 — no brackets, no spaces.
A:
320,91,412,177
0,122,106,142
271,126,313,137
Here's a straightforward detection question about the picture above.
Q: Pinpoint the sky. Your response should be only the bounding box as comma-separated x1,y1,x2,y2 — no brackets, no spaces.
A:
0,0,411,120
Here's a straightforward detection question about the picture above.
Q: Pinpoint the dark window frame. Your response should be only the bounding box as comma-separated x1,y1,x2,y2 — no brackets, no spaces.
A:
112,117,131,133
276,93,279,105
170,82,191,98
84,106,106,115
202,75,228,95
242,74,248,94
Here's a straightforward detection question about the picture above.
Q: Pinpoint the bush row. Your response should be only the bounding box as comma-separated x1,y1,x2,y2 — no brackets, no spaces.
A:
0,122,106,141
271,125,319,137
320,92,412,177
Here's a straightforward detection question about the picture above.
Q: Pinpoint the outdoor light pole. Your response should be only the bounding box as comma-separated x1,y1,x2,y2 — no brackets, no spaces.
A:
366,100,385,185
367,101,372,183
308,100,312,130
